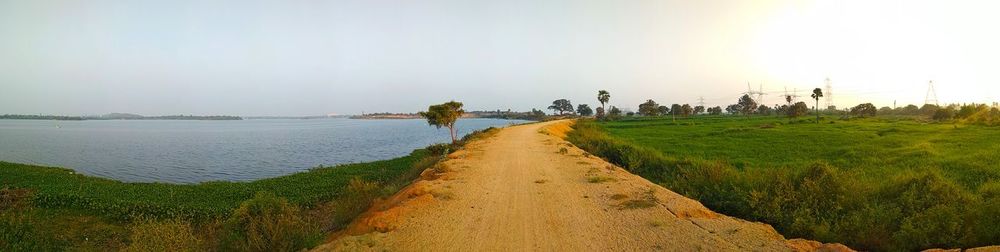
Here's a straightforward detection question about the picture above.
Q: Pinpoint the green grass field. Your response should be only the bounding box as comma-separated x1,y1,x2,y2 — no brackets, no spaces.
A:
568,116,1000,251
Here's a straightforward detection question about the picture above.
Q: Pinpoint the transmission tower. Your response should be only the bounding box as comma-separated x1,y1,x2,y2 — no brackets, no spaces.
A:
824,77,833,109
745,82,766,105
924,80,939,106
784,87,801,104
697,96,706,108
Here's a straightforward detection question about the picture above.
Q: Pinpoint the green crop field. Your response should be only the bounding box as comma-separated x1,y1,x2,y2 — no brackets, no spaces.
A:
568,116,1000,251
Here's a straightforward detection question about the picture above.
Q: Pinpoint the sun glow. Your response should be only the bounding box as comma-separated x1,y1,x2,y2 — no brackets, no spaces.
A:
747,0,1000,107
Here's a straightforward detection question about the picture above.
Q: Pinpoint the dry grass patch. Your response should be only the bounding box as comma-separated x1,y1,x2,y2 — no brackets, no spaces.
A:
618,189,658,210
587,176,617,184
609,194,629,200
430,190,456,200
124,219,203,252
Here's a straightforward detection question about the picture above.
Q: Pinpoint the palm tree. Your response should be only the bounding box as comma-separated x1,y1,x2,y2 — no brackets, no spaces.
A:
811,88,823,123
597,90,610,111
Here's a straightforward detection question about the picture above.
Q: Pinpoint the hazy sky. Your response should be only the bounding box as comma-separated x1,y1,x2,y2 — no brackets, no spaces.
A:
1,0,998,116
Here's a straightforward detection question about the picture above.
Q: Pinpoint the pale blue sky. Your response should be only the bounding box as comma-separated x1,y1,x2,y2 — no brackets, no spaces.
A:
1,0,997,116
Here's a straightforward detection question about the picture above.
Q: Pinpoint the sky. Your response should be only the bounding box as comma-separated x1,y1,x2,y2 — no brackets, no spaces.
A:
1,0,998,116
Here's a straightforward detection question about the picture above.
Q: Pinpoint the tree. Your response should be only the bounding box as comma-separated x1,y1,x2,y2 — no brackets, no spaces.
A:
419,101,465,144
879,106,893,115
576,104,593,116
658,106,670,115
680,104,693,117
738,94,757,118
776,104,788,116
920,104,940,116
811,88,824,123
708,106,723,115
725,104,740,115
900,104,920,115
933,108,955,121
694,105,705,115
638,99,660,116
608,106,622,120
850,103,877,118
788,102,809,119
548,99,574,115
757,105,772,115
597,90,610,112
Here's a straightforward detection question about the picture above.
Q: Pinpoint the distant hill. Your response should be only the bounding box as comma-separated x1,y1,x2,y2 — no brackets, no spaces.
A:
1,113,242,121
0,114,84,120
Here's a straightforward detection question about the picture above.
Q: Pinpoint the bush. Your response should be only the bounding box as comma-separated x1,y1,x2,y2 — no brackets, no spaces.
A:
329,178,380,230
425,143,453,156
125,219,202,252
221,192,321,252
892,205,963,250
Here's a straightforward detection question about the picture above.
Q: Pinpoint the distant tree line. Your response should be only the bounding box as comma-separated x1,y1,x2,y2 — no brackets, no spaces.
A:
0,114,84,120
0,114,242,121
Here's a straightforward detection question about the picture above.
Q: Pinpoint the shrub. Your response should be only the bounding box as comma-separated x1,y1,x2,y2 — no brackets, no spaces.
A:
892,205,963,250
425,143,453,156
221,192,321,252
330,178,380,229
124,219,202,252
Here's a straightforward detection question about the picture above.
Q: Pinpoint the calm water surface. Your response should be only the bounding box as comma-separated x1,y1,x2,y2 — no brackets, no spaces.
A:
0,118,526,183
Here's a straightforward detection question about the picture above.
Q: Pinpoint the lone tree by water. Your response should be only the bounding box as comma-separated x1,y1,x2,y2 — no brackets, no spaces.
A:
811,88,824,123
419,101,465,144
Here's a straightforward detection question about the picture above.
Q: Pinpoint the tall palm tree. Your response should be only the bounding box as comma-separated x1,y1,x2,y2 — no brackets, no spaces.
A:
811,88,824,123
597,90,610,111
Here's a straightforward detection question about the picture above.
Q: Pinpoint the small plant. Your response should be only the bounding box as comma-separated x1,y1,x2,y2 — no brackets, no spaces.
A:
649,220,666,227
221,192,322,252
534,179,548,184
558,147,569,154
587,176,617,183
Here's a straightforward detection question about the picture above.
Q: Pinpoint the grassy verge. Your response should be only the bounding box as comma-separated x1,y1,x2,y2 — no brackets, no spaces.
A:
1,125,506,251
1,148,438,251
567,117,1000,251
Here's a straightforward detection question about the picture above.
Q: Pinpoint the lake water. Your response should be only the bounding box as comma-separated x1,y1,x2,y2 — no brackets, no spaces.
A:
0,118,526,183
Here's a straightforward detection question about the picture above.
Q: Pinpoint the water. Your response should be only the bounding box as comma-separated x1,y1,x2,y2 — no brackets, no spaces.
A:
0,118,526,183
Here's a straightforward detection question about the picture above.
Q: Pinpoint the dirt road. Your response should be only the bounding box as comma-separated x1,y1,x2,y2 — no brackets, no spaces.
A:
314,120,850,251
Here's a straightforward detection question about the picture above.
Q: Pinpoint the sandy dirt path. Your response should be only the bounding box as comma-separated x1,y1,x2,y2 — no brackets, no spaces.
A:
314,120,850,252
